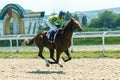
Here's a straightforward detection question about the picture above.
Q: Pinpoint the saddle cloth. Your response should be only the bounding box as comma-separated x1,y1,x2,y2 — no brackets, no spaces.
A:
46,30,57,43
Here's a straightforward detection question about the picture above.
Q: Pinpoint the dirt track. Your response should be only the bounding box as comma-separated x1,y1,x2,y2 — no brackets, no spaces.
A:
0,59,120,80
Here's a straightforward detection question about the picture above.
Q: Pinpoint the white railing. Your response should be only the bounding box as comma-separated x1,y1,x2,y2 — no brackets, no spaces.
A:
72,31,120,53
0,34,35,55
1,31,120,54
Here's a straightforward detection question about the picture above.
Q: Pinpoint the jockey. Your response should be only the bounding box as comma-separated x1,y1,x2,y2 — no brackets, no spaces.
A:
46,10,66,42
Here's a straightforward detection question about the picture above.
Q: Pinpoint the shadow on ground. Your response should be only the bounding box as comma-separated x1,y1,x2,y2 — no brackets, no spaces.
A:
27,70,65,74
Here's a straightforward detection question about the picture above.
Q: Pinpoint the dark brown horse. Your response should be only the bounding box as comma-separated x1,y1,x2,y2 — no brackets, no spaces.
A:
25,17,82,67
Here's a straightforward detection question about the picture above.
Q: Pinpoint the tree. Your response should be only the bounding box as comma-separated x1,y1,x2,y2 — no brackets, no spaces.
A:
89,10,115,29
98,10,115,29
82,15,87,26
89,18,100,28
112,14,120,28
74,14,79,21
64,11,72,21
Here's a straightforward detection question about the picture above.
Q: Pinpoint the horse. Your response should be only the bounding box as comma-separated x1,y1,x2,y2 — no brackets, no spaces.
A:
24,17,82,67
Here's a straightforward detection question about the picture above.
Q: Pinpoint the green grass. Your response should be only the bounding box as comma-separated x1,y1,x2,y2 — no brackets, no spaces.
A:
71,50,120,58
1,50,120,59
73,37,120,45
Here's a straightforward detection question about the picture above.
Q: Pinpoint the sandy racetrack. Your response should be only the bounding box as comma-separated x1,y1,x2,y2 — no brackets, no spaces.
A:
0,59,120,80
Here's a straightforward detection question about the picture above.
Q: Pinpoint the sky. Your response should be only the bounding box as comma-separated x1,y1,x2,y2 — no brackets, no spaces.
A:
0,0,120,14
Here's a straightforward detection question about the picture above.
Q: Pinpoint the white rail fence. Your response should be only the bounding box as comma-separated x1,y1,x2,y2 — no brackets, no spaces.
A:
72,31,120,53
0,31,120,54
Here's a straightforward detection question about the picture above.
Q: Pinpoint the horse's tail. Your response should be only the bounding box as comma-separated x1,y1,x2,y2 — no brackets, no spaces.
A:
24,38,35,46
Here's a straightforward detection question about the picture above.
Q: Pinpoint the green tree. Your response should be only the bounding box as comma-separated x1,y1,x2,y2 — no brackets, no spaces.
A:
82,15,87,26
98,11,115,29
65,11,72,21
89,10,115,29
112,14,120,28
89,18,100,28
74,14,79,21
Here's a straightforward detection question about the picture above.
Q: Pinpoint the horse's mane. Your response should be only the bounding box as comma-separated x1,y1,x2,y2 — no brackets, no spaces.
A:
62,17,74,31
64,18,72,28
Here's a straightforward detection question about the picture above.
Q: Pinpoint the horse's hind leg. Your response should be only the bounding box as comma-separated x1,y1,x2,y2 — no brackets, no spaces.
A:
38,47,49,67
38,47,44,59
62,49,71,62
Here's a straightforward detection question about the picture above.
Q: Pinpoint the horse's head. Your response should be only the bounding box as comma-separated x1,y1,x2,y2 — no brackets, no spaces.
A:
70,17,82,32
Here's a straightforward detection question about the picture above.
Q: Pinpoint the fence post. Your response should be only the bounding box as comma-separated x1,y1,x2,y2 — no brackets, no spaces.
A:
9,39,13,57
102,32,107,54
71,36,74,53
16,35,21,52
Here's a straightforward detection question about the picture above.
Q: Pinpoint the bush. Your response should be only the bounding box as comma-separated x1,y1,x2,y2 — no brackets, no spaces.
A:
0,40,24,47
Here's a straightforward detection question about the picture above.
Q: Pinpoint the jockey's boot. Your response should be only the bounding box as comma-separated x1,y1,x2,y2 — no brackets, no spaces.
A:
48,33,52,43
48,30,55,43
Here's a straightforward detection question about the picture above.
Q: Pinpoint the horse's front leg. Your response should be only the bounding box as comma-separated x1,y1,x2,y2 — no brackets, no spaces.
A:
62,49,71,62
56,51,63,67
49,49,55,61
48,51,63,67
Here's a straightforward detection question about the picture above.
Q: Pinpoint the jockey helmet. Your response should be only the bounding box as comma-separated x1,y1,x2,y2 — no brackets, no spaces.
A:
59,10,65,17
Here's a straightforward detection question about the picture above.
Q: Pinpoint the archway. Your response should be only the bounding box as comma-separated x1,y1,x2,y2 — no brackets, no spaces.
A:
0,3,25,35
0,4,25,20
4,11,24,34
0,3,45,35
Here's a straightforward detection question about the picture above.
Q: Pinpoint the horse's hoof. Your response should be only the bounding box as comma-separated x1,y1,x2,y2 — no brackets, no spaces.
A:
60,65,63,67
62,57,65,61
46,64,49,67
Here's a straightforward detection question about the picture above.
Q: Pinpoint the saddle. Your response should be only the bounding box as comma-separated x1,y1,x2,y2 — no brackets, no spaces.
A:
46,29,63,49
46,29,63,43
46,30,57,43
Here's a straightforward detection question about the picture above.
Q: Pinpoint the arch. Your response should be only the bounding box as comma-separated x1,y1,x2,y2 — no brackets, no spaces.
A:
0,3,25,20
4,11,24,34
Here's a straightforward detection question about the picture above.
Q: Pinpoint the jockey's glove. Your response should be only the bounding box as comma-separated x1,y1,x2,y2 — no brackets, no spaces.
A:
62,26,64,28
56,25,61,28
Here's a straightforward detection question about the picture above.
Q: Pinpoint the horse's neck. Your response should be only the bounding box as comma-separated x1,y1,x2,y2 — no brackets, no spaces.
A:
64,31,73,40
63,23,73,40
